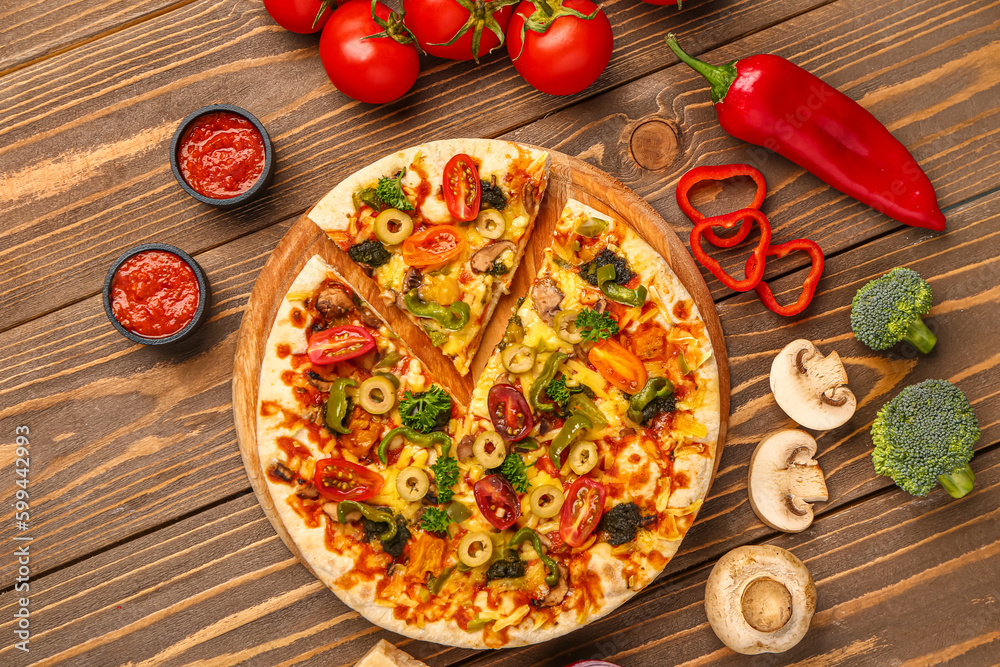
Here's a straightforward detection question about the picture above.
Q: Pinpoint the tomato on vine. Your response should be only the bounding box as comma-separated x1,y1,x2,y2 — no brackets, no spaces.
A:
319,0,420,104
264,0,341,34
403,0,519,62
506,0,613,96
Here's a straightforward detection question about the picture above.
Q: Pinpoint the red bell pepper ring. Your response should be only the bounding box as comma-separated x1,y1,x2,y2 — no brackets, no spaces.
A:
746,239,825,316
676,164,767,248
690,208,772,292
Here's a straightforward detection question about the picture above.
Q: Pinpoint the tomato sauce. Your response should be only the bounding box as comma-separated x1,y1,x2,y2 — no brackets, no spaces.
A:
177,111,265,199
111,250,200,338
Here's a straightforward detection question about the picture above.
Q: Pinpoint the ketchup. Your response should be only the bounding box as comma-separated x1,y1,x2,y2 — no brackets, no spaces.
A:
111,251,200,338
177,111,265,199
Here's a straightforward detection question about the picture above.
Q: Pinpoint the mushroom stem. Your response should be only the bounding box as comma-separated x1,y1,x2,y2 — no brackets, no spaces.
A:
741,578,793,632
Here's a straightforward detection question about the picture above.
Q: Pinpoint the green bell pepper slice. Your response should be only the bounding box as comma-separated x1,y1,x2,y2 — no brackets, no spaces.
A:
529,351,568,413
627,377,675,423
336,501,397,541
404,290,470,331
427,564,456,595
595,264,647,308
378,426,452,465
566,394,608,428
548,412,592,467
325,378,357,435
509,527,560,586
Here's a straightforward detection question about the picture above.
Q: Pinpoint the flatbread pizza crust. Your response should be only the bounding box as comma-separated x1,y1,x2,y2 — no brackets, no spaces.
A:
254,155,722,649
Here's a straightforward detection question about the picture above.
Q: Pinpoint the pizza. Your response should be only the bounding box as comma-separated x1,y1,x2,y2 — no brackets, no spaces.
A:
255,188,721,648
307,138,550,376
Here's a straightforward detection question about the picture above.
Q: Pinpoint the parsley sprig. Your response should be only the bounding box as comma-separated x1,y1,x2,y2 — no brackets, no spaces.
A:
375,169,414,211
399,385,452,434
576,308,619,342
430,454,459,504
498,453,529,494
545,375,570,407
419,507,451,534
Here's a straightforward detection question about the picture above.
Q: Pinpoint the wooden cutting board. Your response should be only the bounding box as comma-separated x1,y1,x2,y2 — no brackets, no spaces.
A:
232,148,730,575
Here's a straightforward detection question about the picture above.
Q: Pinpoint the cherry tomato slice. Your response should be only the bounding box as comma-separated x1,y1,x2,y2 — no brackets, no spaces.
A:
314,458,384,501
443,154,481,222
588,339,648,394
487,384,534,442
307,325,376,365
560,477,607,548
400,226,467,269
474,474,521,530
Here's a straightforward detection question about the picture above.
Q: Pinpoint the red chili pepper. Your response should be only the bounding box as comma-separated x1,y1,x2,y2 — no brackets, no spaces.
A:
747,239,825,316
676,164,767,248
690,208,771,292
666,35,945,232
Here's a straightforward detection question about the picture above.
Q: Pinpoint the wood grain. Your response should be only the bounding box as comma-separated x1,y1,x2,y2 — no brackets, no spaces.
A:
0,0,184,75
232,149,730,590
0,0,851,332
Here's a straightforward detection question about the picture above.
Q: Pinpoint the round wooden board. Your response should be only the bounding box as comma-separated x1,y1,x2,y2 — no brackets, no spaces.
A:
232,148,731,585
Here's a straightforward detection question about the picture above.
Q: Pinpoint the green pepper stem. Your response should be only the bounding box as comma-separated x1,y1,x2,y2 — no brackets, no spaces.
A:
938,463,974,499
664,34,738,104
903,317,937,354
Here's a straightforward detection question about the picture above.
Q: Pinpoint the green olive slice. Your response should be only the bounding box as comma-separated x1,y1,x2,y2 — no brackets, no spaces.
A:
568,441,599,475
554,309,583,344
475,209,506,239
396,466,429,502
359,375,397,415
529,485,565,518
458,531,494,568
473,431,507,468
374,208,414,245
501,344,536,374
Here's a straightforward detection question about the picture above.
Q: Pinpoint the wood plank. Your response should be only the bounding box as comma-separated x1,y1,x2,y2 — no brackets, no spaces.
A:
0,0,182,75
506,0,1000,299
2,441,996,666
1,166,997,597
0,0,858,331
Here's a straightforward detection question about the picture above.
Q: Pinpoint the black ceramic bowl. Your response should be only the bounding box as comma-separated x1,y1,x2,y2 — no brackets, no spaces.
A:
102,243,211,345
169,104,274,208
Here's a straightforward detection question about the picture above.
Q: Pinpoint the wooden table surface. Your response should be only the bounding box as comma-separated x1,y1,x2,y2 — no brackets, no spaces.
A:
1,0,998,665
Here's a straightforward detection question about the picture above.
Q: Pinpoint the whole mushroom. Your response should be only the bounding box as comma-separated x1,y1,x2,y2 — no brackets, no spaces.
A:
705,545,817,655
770,339,856,430
748,430,829,533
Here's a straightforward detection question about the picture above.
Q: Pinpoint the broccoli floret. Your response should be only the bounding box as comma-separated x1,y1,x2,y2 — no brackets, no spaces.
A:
850,267,936,353
579,248,635,287
347,239,391,268
480,179,507,210
871,379,979,498
363,515,411,559
598,502,657,545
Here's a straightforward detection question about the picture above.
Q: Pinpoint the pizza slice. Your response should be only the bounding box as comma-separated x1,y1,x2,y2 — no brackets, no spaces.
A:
308,139,550,376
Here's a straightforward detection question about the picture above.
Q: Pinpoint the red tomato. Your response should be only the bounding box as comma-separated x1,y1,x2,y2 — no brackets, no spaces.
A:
401,225,467,268
560,477,607,547
487,384,534,441
319,0,420,104
474,474,521,530
264,0,338,33
314,458,384,501
506,0,613,96
403,0,514,61
588,339,648,394
307,325,376,364
443,154,481,221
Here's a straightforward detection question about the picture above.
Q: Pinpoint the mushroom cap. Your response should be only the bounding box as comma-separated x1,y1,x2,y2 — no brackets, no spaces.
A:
748,430,829,533
705,545,817,655
770,339,857,431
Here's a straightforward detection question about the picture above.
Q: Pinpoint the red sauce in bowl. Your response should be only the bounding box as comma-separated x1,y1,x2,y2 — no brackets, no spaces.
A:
177,111,266,199
111,251,200,338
